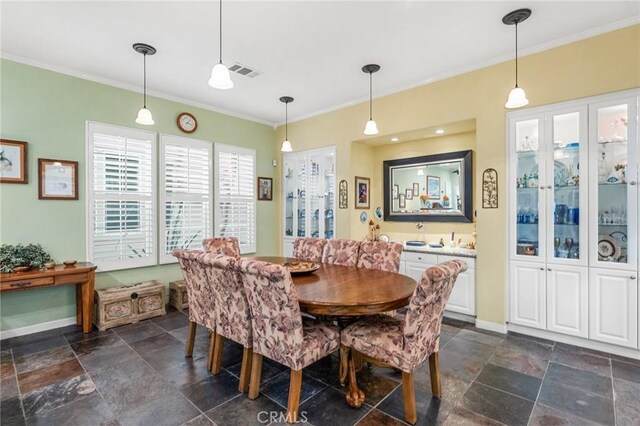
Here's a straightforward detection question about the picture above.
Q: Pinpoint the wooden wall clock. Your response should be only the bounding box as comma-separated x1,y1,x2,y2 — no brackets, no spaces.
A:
177,112,197,133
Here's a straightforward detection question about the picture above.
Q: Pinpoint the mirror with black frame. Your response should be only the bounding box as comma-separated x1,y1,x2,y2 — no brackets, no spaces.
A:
383,150,473,222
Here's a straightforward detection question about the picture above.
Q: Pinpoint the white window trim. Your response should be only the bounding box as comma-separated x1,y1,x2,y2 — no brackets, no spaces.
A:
85,121,157,272
214,143,257,254
159,134,213,264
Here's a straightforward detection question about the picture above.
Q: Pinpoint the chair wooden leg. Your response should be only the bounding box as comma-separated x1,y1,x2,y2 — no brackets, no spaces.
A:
185,321,197,357
428,352,442,398
402,371,417,425
248,353,263,400
207,330,216,371
211,333,225,374
287,369,303,424
238,347,253,393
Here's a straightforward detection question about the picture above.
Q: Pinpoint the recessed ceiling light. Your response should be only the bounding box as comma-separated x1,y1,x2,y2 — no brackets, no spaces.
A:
391,137,399,142
435,129,445,135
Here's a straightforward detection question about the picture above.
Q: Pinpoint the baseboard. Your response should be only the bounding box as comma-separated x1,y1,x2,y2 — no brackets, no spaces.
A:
475,319,508,334
443,311,476,324
508,323,640,360
0,317,76,340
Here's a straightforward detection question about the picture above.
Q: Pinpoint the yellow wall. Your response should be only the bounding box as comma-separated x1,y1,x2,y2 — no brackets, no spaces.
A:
275,25,640,327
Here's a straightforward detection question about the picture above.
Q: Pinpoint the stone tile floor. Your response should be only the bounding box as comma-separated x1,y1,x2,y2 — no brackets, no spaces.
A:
1,308,639,425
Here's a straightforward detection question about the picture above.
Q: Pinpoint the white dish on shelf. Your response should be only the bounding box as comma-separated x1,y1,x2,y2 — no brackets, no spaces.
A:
597,235,621,260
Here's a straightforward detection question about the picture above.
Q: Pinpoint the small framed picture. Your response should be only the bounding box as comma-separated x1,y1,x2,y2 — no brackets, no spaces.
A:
393,184,399,200
38,158,78,200
405,188,413,200
257,177,273,201
355,176,370,209
399,193,406,209
0,139,28,184
427,175,441,199
412,182,420,197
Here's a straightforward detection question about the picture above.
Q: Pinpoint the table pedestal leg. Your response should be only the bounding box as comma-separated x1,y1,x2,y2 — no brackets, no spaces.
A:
345,348,365,408
81,274,95,334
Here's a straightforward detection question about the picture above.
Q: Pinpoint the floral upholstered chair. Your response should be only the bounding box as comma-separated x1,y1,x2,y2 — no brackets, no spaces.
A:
198,253,253,392
340,260,467,425
172,249,217,367
202,237,241,258
239,259,340,423
292,237,327,263
357,241,404,273
323,239,361,267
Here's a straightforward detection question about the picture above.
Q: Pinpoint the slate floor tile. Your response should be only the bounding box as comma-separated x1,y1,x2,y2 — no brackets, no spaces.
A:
301,387,371,426
612,359,640,384
545,362,613,399
181,414,215,426
25,392,115,426
18,358,85,394
152,311,189,331
160,354,212,388
90,355,154,391
443,337,496,362
461,382,533,426
13,345,75,375
116,393,200,426
11,336,67,358
262,370,327,407
168,324,210,343
206,394,285,426
550,343,611,377
455,329,504,348
616,400,640,426
475,363,541,401
499,334,553,359
113,320,166,344
138,343,189,372
413,365,472,403
70,334,124,356
356,409,405,426
100,373,173,416
488,346,548,379
537,380,615,425
227,357,287,384
528,403,599,426
179,370,240,412
63,327,113,345
613,377,640,407
438,347,486,382
128,332,182,354
21,374,97,418
378,386,453,426
1,374,20,401
610,353,640,366
1,396,25,426
441,404,504,426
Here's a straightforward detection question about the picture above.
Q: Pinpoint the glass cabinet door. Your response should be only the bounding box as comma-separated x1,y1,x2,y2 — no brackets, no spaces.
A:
322,149,335,239
512,117,546,260
590,98,638,270
308,153,321,238
283,156,296,238
547,108,588,265
295,156,307,237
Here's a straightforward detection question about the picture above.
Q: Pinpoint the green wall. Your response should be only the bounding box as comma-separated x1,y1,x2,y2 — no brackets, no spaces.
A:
0,59,277,332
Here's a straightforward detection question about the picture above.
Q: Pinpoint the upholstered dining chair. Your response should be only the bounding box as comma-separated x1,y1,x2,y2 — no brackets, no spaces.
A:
172,249,217,367
340,260,467,425
292,237,327,263
202,237,241,258
239,259,340,423
357,241,404,272
198,253,253,392
323,239,361,267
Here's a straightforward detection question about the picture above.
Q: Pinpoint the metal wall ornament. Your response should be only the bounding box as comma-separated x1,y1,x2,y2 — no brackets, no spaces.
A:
339,179,348,209
482,168,498,208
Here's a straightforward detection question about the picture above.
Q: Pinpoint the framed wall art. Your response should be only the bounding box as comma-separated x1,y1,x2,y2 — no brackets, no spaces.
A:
412,182,420,197
427,175,441,199
405,188,413,200
257,177,273,201
482,168,498,208
398,193,406,209
38,158,78,200
339,179,348,209
355,176,370,209
0,139,28,184
393,184,399,200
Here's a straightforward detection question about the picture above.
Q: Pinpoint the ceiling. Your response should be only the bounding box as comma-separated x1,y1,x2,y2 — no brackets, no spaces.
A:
1,1,638,126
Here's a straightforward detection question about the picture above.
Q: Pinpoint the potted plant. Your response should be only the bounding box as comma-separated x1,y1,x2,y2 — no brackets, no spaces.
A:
0,244,53,272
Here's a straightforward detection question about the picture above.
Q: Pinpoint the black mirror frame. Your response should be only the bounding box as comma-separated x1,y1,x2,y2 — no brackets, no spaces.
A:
383,150,473,223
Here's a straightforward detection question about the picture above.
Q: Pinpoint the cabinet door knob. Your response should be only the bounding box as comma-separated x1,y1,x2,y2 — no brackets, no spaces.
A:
539,267,544,271
417,257,422,260
630,181,637,186
631,275,637,280
547,185,552,189
548,268,551,271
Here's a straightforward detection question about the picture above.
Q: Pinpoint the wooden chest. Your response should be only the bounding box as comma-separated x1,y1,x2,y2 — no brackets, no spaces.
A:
93,280,166,331
169,280,189,311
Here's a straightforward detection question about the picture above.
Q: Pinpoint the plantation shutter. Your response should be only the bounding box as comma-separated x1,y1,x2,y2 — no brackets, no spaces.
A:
160,135,212,263
86,122,156,271
214,144,256,254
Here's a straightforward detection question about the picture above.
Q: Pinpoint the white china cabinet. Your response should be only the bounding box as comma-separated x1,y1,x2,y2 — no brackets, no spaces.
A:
282,146,336,256
508,89,639,350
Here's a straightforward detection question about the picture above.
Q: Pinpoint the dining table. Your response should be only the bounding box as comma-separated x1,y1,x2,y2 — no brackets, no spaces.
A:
252,256,417,408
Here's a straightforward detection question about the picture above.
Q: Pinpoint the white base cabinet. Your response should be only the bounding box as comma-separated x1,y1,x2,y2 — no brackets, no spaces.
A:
509,262,546,330
400,252,476,316
547,265,588,338
589,268,638,349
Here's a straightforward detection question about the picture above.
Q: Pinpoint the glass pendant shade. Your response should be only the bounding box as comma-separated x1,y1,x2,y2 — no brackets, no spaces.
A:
417,168,424,176
281,139,293,152
363,119,379,136
208,63,233,89
135,107,155,125
505,86,529,109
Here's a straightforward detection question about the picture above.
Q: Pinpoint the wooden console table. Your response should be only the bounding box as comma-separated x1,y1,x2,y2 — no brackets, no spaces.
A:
0,263,97,333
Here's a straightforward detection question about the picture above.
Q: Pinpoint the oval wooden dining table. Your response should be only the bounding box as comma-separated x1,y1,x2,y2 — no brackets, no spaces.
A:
252,256,417,408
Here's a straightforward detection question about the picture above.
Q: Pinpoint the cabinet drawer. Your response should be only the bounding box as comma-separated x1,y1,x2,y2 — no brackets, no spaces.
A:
1,277,54,291
437,255,475,269
55,273,89,285
404,252,438,264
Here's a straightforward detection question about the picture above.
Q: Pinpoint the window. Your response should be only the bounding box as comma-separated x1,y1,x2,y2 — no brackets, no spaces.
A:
86,122,156,271
214,143,256,254
160,134,212,263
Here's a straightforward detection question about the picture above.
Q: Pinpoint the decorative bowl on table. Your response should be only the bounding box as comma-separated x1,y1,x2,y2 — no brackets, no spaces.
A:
13,266,32,272
63,260,77,267
282,261,320,275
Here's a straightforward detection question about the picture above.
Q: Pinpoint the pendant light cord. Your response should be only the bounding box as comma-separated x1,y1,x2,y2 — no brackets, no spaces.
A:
143,52,147,108
285,101,288,140
219,0,223,64
369,71,373,120
514,22,519,88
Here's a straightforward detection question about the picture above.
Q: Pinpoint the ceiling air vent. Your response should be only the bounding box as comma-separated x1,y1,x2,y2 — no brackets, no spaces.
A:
229,63,261,78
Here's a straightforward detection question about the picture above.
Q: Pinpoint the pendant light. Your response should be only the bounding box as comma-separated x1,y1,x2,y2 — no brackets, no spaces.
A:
133,43,156,125
503,8,531,109
280,96,294,152
362,64,380,135
208,0,233,89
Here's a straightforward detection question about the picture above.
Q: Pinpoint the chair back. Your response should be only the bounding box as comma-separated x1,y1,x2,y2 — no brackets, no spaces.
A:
202,237,241,258
357,241,404,272
323,239,361,267
239,259,304,368
292,237,327,263
172,249,217,330
403,260,467,369
198,253,252,348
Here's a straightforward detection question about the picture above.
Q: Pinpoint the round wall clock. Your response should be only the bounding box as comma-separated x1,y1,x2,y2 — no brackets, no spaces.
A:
177,112,197,133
